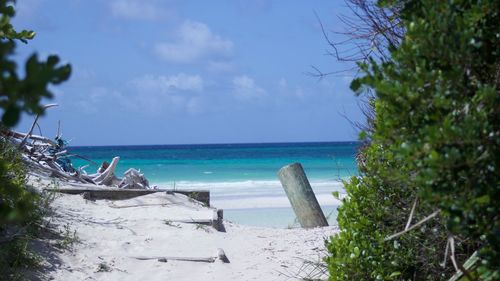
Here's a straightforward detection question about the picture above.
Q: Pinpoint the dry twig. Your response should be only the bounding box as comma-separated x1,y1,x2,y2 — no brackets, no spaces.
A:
384,210,440,241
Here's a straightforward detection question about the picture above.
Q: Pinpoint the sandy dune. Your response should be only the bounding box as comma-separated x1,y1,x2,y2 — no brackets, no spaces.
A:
29,178,337,281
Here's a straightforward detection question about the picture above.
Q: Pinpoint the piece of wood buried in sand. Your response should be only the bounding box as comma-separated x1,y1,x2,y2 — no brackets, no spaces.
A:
212,209,225,232
168,209,225,232
44,188,210,205
277,163,328,228
132,248,229,263
166,190,210,207
217,248,230,263
108,203,171,209
146,256,216,263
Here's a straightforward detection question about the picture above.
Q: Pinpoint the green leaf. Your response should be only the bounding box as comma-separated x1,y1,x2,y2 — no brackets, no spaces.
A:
332,191,340,199
2,105,20,127
359,130,368,140
475,195,490,205
389,271,401,278
350,78,362,92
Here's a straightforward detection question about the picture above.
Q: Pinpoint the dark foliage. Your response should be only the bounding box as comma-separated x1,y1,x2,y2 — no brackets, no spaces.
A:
0,0,71,126
327,0,499,280
0,1,71,278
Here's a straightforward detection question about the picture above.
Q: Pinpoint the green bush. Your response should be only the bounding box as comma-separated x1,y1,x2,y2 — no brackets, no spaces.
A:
327,0,499,280
0,137,44,279
0,0,70,222
328,143,465,280
0,138,38,224
0,0,71,278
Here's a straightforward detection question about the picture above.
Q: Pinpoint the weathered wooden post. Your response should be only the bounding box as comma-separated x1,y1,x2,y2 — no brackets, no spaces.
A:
278,163,328,228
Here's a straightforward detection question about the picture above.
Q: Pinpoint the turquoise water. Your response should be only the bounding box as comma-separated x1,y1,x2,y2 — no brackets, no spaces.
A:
224,205,339,228
68,142,358,227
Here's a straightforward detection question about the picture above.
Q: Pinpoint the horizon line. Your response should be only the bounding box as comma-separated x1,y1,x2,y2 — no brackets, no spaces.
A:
69,140,360,148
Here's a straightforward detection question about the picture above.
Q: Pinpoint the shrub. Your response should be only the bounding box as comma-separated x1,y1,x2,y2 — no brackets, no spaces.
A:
327,0,499,280
0,137,44,279
0,0,71,278
0,137,38,225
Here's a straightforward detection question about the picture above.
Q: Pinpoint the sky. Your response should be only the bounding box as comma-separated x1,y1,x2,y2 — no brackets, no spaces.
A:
12,0,363,146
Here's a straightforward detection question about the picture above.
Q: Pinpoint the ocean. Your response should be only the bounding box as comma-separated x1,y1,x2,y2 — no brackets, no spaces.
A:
69,142,359,228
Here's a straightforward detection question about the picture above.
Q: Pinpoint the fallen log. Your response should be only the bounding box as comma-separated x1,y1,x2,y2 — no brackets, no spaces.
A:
34,160,86,183
137,256,215,263
108,203,171,209
166,190,210,207
131,248,229,263
80,174,97,185
7,131,57,146
42,188,210,205
166,209,224,232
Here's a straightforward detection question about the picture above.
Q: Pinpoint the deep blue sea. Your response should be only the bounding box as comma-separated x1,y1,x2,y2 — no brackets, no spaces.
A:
69,142,359,228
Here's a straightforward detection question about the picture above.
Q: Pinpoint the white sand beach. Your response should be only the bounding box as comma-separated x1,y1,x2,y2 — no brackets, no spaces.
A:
27,177,338,281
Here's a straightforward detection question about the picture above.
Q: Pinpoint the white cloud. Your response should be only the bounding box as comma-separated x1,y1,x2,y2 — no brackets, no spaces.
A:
186,97,203,114
206,61,235,73
130,73,204,93
14,0,55,31
74,74,205,115
232,75,266,100
294,87,306,98
110,0,169,21
127,73,205,114
154,20,233,64
278,78,288,89
74,87,125,114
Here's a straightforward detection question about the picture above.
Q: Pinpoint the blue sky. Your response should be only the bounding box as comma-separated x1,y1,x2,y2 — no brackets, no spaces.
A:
13,0,362,146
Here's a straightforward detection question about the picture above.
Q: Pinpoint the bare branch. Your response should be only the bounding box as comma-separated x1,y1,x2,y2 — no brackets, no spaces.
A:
19,103,58,148
312,0,405,78
57,120,61,138
441,237,450,268
449,236,459,272
304,65,357,80
448,236,477,281
405,197,418,231
384,210,440,241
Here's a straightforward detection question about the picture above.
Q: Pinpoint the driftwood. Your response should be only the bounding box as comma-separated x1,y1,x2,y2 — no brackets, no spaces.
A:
167,209,224,231
4,127,119,186
217,248,230,263
108,203,171,209
141,256,215,263
1,108,126,187
119,168,149,189
3,117,144,189
43,188,211,206
131,248,229,263
93,157,120,185
3,119,209,206
6,131,57,147
19,104,58,148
